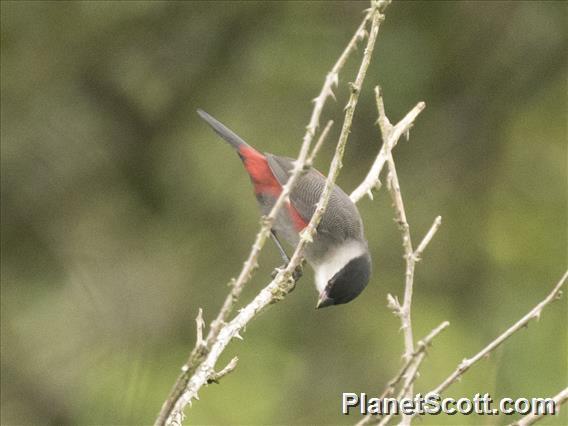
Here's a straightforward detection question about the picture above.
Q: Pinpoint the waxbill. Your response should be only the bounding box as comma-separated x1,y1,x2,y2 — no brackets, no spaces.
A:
197,109,371,308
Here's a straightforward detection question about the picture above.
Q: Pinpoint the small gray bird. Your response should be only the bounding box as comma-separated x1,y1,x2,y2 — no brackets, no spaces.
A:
198,109,371,308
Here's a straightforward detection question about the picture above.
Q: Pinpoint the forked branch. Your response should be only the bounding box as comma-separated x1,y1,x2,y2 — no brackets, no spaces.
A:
412,270,567,417
356,321,449,426
349,85,436,426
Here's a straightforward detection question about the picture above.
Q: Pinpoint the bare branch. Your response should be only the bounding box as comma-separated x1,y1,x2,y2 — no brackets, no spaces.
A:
158,5,387,425
355,321,449,426
307,10,372,139
405,271,568,422
350,87,425,203
386,293,403,318
378,322,449,426
195,308,205,349
511,387,568,426
391,321,450,395
414,216,442,261
307,120,334,165
207,357,239,384
352,86,436,426
386,158,412,263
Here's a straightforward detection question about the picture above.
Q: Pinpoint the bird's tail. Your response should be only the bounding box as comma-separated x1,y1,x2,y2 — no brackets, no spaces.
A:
197,109,251,151
197,109,281,196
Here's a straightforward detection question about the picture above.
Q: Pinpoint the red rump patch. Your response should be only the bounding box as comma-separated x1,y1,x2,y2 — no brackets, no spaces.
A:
239,146,281,197
239,146,307,231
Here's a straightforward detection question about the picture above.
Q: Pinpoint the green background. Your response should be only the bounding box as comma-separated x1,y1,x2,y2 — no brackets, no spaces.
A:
1,1,566,425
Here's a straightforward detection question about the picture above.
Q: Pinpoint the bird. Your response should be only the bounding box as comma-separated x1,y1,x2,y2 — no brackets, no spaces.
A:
197,109,371,309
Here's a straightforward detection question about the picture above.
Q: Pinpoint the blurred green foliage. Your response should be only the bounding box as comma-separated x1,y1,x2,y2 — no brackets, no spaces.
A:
1,1,566,425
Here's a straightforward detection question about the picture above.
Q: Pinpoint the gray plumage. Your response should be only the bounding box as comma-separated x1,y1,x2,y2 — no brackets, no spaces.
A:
266,154,365,262
198,109,372,308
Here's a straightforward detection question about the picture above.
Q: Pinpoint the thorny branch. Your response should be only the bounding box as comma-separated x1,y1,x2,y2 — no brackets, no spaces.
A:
350,84,436,426
368,85,438,425
360,269,566,426
403,270,568,423
156,2,390,425
376,324,448,426
511,386,568,426
359,89,565,426
350,87,425,203
206,357,239,385
383,321,450,399
355,321,449,426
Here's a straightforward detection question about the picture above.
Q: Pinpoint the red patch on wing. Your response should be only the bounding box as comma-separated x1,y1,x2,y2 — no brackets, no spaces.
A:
239,146,307,231
287,202,308,231
239,146,281,197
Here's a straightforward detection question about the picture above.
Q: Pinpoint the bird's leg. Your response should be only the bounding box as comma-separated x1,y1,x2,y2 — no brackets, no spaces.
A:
270,230,290,264
270,231,303,285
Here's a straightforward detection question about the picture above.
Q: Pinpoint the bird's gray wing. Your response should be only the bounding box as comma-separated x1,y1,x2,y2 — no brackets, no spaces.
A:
266,154,363,242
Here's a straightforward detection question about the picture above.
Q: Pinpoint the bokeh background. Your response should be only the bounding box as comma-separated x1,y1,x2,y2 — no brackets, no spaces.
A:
1,1,566,425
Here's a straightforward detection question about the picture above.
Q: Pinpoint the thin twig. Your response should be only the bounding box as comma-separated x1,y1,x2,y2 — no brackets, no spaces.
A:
160,5,387,425
386,321,449,398
414,216,442,261
355,321,449,426
350,87,425,203
307,120,334,165
350,85,430,426
405,271,568,422
377,323,448,426
376,364,420,426
207,357,239,384
195,308,205,348
510,387,568,426
386,158,413,264
367,86,437,425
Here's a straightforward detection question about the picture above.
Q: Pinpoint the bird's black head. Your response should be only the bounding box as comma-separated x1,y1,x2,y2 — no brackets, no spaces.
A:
316,253,372,309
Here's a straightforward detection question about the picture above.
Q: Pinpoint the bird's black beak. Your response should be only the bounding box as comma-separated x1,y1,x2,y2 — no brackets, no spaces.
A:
316,293,334,309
